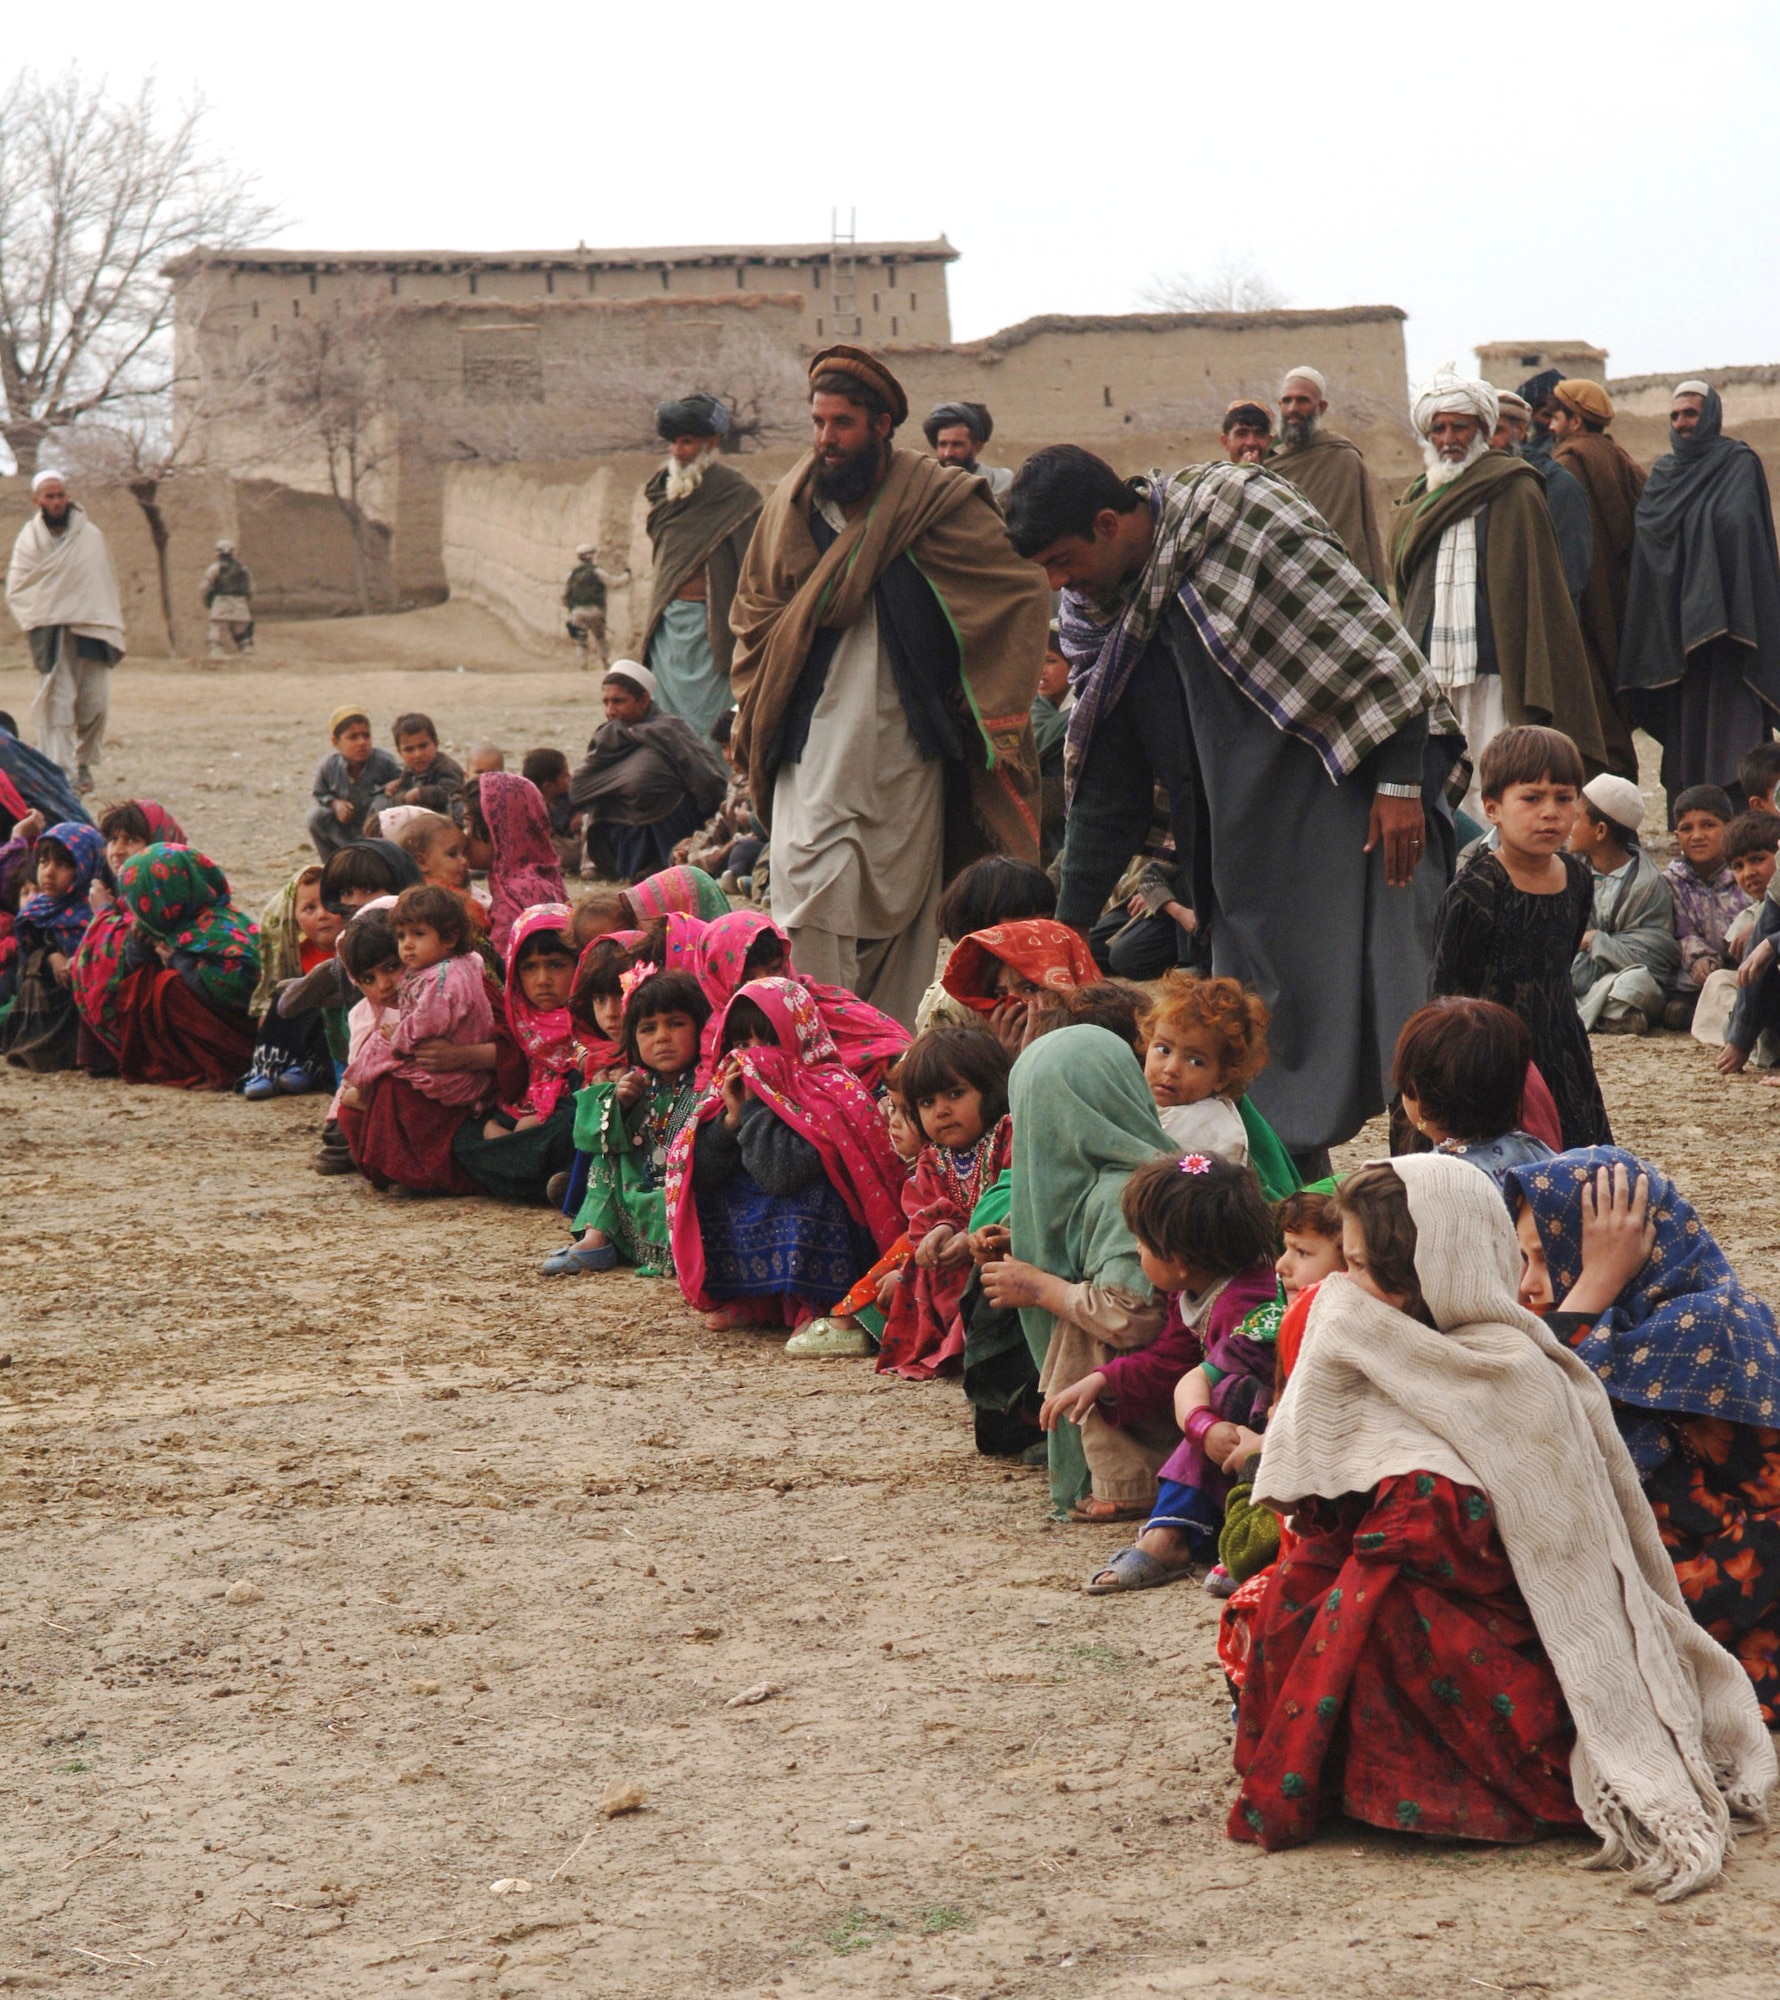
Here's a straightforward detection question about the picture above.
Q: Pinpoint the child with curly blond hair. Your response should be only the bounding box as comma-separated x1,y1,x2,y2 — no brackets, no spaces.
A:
1140,971,1272,1166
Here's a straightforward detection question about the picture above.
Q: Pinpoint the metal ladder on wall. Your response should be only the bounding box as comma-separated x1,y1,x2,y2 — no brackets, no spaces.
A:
829,209,862,339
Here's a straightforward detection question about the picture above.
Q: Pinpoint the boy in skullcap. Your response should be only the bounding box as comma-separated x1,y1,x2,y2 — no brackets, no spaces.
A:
308,705,404,858
1568,772,1678,1035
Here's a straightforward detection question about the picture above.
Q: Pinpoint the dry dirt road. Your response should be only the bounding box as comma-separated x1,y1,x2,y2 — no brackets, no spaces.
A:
2,614,1778,1998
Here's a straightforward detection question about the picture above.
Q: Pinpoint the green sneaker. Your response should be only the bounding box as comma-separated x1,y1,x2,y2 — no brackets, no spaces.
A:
784,1317,871,1358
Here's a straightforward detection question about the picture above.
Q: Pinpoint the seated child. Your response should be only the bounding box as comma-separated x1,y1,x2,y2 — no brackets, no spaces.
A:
1739,740,1780,817
1662,784,1748,1030
71,800,186,1071
1393,997,1555,1184
447,904,584,1204
463,773,565,954
545,966,709,1276
916,856,1059,1033
342,884,495,1108
308,705,403,859
622,864,731,926
667,977,907,1334
522,747,582,873
385,712,465,808
979,1025,1171,1520
940,917,1100,1052
1,821,103,1071
1568,773,1678,1036
1140,972,1262,1167
468,745,505,776
1209,1188,1347,1598
875,1027,1015,1380
1713,812,1780,1071
785,1062,924,1358
319,911,404,1173
243,863,342,1100
1033,1156,1278,1588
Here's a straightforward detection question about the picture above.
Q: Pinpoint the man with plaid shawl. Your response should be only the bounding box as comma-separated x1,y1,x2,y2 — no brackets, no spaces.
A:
1006,445,1459,1166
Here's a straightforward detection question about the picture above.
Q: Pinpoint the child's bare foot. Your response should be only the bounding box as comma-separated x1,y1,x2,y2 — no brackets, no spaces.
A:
703,1304,779,1331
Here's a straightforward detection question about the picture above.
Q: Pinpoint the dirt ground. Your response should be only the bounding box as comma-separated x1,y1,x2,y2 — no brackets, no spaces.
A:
2,613,1778,1999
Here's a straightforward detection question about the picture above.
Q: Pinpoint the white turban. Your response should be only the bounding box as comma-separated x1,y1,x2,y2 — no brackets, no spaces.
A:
604,659,656,699
1410,364,1499,440
30,467,66,492
1279,364,1327,399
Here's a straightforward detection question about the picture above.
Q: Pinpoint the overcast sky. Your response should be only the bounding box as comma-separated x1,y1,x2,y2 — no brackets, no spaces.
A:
13,0,1777,394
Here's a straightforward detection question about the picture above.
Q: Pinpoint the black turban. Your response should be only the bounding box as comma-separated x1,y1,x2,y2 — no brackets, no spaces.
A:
655,394,731,443
1517,368,1563,411
922,400,993,449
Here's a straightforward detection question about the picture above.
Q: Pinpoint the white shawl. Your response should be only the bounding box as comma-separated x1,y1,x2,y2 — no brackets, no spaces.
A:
5,506,126,653
1255,1153,1775,1901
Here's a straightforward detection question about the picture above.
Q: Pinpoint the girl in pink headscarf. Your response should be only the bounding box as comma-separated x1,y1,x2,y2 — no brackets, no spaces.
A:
465,773,564,954
690,909,910,1091
665,977,907,1333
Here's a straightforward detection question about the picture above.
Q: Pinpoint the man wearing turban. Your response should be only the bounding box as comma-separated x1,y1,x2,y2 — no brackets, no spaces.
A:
1547,380,1649,781
922,402,1013,505
730,346,1050,1027
1391,367,1605,818
1621,383,1780,806
1266,366,1388,588
640,394,763,741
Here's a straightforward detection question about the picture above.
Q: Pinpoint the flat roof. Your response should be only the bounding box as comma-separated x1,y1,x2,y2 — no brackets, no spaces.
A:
165,239,958,278
890,305,1407,358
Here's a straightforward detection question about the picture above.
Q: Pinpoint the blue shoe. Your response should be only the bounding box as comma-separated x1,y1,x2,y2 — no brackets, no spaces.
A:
541,1242,618,1276
243,1072,278,1101
276,1066,316,1095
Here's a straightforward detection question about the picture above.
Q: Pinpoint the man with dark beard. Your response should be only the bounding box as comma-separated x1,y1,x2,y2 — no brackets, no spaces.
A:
640,395,763,740
1548,379,1648,782
922,401,1013,505
1267,365,1388,588
730,348,1050,1026
1391,368,1604,820
1621,382,1780,804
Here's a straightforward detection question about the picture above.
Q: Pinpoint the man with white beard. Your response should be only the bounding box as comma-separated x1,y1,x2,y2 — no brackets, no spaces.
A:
1266,365,1389,588
639,395,763,739
1390,367,1604,818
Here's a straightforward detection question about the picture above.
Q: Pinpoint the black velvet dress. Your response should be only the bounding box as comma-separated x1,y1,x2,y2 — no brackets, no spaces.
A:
1432,848,1611,1148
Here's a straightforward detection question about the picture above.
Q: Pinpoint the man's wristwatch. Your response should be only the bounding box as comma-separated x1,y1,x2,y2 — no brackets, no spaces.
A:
1373,782,1421,799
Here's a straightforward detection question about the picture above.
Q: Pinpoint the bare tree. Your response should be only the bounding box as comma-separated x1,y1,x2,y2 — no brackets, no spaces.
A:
1139,254,1290,314
256,303,397,615
0,67,275,474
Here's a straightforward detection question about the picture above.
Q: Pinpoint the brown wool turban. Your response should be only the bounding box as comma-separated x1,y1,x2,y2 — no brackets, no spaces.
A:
1555,378,1615,427
808,344,909,427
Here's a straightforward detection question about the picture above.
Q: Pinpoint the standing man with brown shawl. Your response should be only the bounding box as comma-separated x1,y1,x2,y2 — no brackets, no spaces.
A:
1392,368,1605,818
1549,379,1648,781
1268,365,1389,588
730,346,1050,1028
641,395,763,742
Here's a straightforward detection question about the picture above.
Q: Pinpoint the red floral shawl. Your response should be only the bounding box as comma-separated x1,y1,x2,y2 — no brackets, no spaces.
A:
480,773,565,955
68,800,186,1054
940,919,1100,1016
691,908,910,1089
665,976,908,1311
501,902,579,1120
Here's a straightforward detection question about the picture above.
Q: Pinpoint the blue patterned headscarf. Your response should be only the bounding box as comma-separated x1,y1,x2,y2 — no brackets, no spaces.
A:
1504,1146,1780,1475
17,821,104,955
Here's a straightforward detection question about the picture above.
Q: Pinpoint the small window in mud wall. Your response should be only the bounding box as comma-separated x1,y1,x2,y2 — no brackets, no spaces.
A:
461,324,544,404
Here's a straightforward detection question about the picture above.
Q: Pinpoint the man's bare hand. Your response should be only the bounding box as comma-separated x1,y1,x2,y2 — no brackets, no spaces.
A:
1365,793,1426,888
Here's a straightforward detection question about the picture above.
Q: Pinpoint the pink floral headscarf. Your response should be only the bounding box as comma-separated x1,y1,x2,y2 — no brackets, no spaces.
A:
478,772,564,955
501,902,578,1120
665,976,908,1312
690,909,910,1090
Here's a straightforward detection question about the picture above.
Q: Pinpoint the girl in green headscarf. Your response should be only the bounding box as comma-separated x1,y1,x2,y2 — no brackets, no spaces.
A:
109,843,261,1089
981,1024,1172,1520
